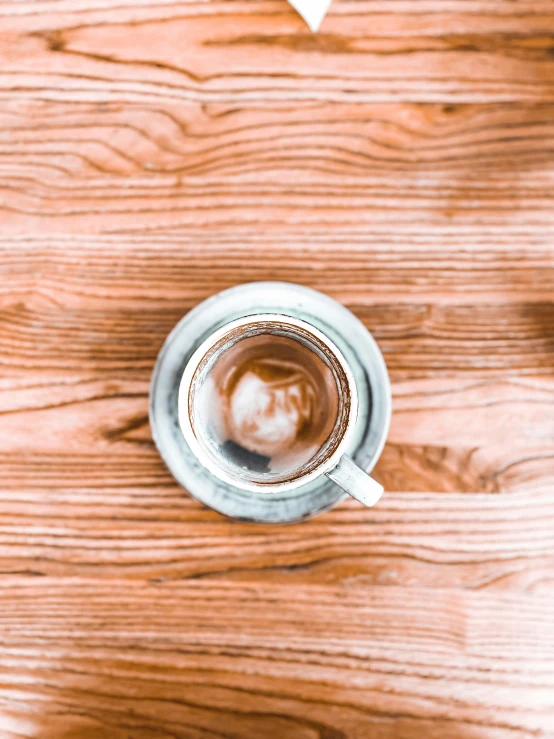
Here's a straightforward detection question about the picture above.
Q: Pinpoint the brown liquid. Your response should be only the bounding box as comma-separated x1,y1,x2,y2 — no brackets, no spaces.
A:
197,334,340,476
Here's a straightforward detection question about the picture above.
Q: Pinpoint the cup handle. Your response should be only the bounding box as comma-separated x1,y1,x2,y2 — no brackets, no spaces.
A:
325,454,384,508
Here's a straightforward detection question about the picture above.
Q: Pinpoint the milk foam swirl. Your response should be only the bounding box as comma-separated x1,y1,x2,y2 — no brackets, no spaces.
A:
202,334,339,474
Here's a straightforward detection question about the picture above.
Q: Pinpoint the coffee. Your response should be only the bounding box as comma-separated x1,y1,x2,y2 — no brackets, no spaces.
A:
195,334,340,477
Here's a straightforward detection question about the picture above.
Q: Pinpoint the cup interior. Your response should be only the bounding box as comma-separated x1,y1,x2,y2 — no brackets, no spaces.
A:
180,316,356,490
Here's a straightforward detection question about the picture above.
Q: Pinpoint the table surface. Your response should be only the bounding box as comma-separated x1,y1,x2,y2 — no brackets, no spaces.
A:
1,1,554,737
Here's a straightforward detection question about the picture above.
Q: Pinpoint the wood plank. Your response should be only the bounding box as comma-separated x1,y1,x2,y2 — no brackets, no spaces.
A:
1,298,553,377
0,441,552,494
1,100,554,236
1,246,553,379
0,374,553,491
1,303,554,381
0,580,552,738
3,374,554,446
0,488,553,591
2,240,554,306
1,0,554,105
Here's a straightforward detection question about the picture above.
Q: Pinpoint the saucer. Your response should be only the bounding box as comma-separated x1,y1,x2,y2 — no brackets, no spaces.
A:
149,282,390,523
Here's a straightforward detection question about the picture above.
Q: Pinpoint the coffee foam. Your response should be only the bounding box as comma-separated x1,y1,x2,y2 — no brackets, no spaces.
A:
197,334,339,475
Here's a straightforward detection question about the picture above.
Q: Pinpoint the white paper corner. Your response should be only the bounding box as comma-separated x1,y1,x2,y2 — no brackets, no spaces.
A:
287,0,334,32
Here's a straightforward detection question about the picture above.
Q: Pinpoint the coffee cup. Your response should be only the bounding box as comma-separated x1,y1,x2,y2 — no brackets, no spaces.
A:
178,313,384,507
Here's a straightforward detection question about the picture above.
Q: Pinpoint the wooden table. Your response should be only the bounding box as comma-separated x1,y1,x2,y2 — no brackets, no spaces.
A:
1,0,554,737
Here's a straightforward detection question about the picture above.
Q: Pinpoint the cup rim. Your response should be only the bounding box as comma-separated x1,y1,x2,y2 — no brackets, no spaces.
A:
178,313,359,493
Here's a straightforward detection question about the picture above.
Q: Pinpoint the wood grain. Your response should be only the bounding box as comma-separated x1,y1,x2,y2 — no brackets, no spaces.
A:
2,580,554,739
1,0,554,737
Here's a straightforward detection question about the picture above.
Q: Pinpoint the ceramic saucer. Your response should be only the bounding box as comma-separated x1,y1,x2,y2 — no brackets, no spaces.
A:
149,282,390,523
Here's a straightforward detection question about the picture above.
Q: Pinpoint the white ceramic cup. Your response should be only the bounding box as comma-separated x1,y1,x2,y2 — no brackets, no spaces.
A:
178,313,384,508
